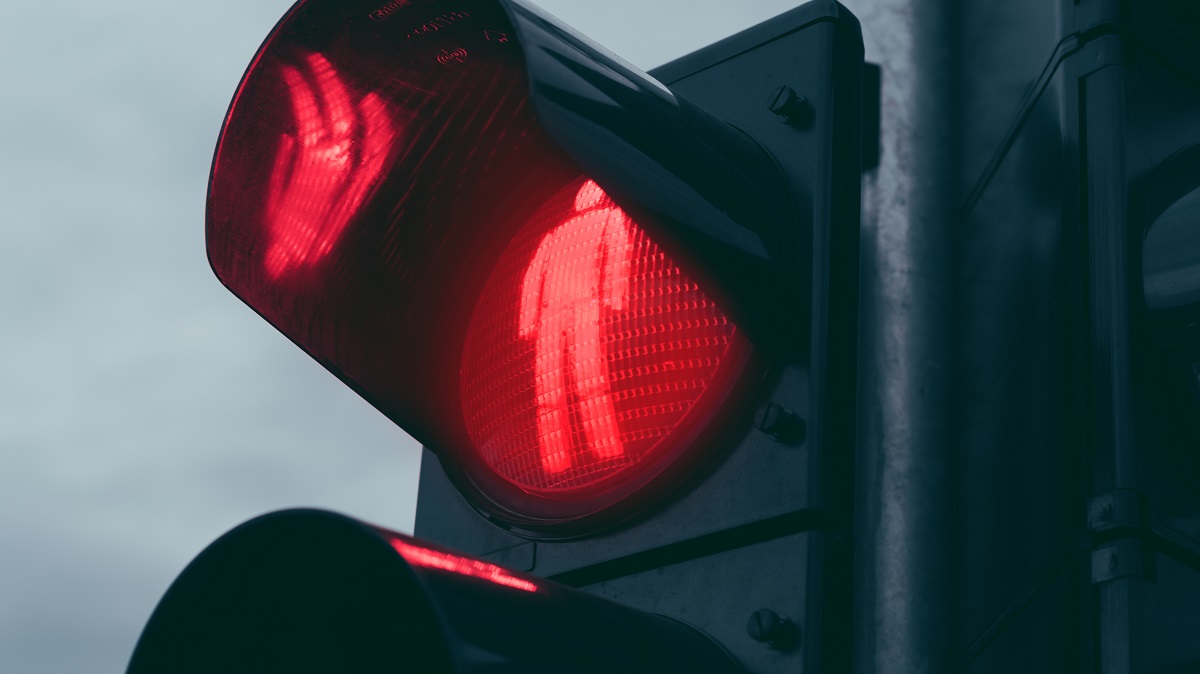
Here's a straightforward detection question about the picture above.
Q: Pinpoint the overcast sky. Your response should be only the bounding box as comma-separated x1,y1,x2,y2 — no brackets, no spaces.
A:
0,1,832,671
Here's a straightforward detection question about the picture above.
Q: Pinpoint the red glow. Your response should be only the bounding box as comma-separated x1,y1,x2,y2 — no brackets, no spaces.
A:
264,52,396,278
462,177,741,495
519,180,631,474
390,539,539,593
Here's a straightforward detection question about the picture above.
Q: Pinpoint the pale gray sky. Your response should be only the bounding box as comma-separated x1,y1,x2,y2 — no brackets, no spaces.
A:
0,1,825,671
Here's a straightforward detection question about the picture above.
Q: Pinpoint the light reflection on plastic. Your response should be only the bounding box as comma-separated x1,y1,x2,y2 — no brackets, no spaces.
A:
390,539,539,593
519,180,632,474
264,52,397,278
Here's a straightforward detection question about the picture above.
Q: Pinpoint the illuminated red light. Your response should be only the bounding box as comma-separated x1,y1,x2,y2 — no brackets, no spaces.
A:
390,538,539,593
462,178,742,496
264,52,397,278
519,181,632,474
207,0,753,528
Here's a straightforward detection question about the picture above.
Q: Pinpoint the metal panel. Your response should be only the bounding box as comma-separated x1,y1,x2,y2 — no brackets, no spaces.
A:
580,533,814,674
952,44,1086,672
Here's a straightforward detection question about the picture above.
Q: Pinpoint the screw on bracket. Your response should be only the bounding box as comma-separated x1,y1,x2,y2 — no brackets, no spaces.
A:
1090,539,1144,585
1087,490,1141,533
746,608,801,652
767,85,814,127
757,403,807,445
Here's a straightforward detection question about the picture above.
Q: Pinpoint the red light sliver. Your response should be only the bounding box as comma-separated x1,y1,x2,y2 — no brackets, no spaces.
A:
390,539,539,593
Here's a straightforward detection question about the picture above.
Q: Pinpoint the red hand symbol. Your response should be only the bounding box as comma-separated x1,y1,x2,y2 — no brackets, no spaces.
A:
264,53,397,278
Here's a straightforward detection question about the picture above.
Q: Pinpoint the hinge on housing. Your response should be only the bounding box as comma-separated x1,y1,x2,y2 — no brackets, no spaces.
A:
1088,490,1143,534
1075,33,1124,78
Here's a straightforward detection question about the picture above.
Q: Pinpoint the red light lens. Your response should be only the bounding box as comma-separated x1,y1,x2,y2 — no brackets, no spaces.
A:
207,0,755,530
462,178,745,497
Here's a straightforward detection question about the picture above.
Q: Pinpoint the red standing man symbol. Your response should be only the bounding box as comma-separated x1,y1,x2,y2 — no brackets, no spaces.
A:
519,180,635,475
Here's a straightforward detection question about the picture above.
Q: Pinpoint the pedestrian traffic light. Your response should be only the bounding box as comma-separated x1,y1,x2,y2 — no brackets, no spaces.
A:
131,0,863,670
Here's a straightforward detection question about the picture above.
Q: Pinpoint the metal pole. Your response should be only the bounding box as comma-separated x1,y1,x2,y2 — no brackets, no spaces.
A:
845,0,961,671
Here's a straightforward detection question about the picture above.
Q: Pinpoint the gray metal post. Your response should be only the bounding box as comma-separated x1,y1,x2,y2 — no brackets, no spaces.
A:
843,0,961,671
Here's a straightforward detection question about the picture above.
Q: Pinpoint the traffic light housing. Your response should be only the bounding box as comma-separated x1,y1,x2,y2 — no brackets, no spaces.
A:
127,509,741,673
131,0,863,671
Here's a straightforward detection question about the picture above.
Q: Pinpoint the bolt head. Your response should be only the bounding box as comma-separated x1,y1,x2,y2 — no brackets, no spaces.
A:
766,85,814,127
746,608,801,651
